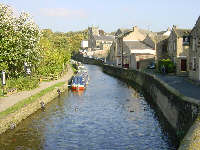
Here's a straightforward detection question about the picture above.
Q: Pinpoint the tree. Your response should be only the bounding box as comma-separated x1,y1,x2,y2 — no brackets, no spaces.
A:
0,3,41,77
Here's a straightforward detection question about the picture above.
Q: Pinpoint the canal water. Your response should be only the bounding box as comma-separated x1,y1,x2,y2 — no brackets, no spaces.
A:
0,65,177,150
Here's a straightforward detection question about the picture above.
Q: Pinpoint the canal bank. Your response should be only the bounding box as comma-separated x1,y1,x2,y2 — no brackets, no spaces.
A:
74,55,200,149
0,65,177,149
103,65,200,150
0,66,74,135
102,65,200,139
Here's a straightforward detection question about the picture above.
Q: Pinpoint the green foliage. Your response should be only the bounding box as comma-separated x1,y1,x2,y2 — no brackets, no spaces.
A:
71,63,78,73
5,77,39,91
158,59,176,73
38,30,70,76
0,4,41,77
38,29,87,76
0,3,87,93
65,29,88,55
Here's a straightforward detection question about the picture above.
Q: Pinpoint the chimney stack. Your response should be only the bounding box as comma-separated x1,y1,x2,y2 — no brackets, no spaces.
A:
133,26,138,32
173,25,177,29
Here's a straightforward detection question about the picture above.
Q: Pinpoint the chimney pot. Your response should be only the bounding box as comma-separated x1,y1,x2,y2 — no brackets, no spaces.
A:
133,26,138,32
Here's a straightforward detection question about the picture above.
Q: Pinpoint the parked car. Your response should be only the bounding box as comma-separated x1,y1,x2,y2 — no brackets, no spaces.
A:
147,63,155,69
99,58,105,63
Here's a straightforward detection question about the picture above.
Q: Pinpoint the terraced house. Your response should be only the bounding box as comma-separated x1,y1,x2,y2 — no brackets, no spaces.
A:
125,40,155,69
106,28,127,65
113,26,155,69
167,26,191,75
107,28,132,66
88,26,114,58
189,17,200,81
143,28,171,63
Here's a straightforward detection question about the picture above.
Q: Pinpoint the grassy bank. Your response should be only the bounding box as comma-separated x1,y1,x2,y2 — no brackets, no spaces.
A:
0,81,66,119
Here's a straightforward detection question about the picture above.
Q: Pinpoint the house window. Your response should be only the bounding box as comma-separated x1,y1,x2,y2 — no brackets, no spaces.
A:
173,42,176,51
183,36,190,45
137,62,139,69
193,57,196,71
193,38,195,51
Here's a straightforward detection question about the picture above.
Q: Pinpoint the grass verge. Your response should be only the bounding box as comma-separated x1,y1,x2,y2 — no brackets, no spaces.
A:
0,81,66,119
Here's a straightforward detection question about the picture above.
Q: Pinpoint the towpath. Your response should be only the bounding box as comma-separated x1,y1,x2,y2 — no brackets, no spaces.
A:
0,66,73,113
146,70,200,100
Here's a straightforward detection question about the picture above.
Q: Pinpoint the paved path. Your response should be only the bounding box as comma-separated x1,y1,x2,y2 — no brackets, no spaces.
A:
0,66,73,113
146,70,200,100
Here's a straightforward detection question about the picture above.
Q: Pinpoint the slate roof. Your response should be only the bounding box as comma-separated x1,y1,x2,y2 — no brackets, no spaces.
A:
156,31,166,35
115,28,132,36
117,28,152,39
146,29,171,43
94,35,114,41
123,41,153,50
116,28,132,38
174,29,191,37
148,34,169,43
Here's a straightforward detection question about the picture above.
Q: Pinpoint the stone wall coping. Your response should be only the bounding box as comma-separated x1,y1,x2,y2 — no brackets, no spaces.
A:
104,64,200,105
143,71,200,105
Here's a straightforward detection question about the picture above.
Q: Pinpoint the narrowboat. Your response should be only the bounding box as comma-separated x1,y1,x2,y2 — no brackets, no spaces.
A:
71,76,86,90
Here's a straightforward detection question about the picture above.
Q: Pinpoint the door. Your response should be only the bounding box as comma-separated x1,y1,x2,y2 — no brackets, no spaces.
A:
181,59,187,71
137,62,140,70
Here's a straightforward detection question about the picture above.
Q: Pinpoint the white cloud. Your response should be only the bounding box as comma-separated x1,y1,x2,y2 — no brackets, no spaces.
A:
40,8,87,18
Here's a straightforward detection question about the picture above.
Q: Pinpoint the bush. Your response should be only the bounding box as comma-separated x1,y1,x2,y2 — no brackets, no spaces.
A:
0,4,41,78
158,59,175,73
4,76,39,91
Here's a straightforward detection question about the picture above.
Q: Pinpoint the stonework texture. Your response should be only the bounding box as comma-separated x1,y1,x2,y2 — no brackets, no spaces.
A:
103,64,200,148
0,83,69,135
189,17,200,81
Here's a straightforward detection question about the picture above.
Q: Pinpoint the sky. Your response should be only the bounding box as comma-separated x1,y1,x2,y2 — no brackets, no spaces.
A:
1,0,200,33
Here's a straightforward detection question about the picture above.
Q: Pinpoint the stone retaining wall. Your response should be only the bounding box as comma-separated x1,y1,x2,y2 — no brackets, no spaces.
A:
73,55,200,149
0,82,70,135
102,65,200,142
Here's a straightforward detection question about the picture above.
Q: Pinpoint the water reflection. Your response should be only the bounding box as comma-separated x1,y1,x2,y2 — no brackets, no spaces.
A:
0,65,177,150
71,89,85,96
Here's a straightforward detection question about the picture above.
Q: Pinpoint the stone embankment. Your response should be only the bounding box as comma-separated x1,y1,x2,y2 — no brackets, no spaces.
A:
0,66,73,135
102,65,200,140
74,55,200,149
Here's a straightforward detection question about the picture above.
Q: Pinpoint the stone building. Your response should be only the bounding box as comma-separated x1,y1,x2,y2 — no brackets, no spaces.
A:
107,28,132,65
107,26,155,69
106,40,117,65
88,27,99,50
88,26,114,58
189,17,200,81
81,40,88,49
143,28,171,63
167,26,191,75
124,41,155,70
116,26,152,67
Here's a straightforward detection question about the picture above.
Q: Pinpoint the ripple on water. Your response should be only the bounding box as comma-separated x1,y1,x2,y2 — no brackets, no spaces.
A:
0,65,177,150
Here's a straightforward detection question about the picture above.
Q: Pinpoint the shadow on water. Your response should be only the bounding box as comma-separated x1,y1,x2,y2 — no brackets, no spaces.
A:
119,78,179,149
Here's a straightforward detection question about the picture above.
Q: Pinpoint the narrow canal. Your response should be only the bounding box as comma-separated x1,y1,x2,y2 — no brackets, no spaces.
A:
0,65,177,150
